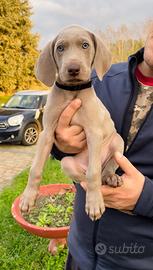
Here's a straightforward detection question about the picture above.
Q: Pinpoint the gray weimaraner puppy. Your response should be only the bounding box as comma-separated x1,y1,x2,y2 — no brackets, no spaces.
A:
20,25,124,221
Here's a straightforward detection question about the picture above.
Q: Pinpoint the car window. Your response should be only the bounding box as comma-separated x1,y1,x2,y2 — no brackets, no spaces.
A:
5,95,22,108
5,95,41,109
41,95,48,107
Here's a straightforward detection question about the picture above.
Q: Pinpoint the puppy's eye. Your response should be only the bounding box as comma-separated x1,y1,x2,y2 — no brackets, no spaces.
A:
82,42,89,49
57,45,64,52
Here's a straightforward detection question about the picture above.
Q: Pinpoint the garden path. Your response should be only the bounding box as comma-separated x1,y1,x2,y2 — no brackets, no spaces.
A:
0,144,36,191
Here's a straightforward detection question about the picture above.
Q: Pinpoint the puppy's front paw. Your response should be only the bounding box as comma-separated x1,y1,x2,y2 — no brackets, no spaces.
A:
103,173,123,187
85,190,105,221
19,187,38,212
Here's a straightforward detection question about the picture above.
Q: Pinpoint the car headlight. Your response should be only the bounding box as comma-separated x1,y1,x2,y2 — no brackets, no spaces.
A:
8,114,24,126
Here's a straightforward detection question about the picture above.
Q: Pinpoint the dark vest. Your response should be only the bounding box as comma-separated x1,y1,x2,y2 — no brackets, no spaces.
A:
52,48,153,270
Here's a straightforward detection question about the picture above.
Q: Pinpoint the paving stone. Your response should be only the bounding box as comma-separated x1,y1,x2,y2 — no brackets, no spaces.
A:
0,144,36,192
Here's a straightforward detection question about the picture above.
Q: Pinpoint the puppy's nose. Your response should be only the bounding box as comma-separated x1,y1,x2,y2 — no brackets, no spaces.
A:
68,64,80,76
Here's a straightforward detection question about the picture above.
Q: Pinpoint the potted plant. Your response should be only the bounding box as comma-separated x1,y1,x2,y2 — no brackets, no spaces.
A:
11,183,75,255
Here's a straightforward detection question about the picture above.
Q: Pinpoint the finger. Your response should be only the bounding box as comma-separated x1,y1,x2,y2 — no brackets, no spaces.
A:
71,139,86,152
105,202,114,208
74,131,86,142
114,151,139,177
80,181,87,190
105,203,110,208
104,198,119,209
78,139,87,149
55,125,83,144
68,125,84,136
101,185,117,196
58,99,81,128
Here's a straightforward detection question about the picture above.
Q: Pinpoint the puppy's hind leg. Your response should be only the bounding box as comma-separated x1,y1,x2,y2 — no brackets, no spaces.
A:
102,158,123,187
102,133,124,187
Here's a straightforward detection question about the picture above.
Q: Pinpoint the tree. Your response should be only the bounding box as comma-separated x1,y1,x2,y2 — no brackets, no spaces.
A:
0,0,39,93
99,23,145,63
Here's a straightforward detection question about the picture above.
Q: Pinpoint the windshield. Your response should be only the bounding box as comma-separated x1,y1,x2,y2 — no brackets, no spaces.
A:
4,95,41,109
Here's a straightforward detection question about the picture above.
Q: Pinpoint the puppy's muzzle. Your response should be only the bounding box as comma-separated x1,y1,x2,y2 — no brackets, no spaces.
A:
68,64,80,77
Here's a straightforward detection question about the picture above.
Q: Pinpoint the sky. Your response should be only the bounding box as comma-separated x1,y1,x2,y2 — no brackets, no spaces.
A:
29,0,153,48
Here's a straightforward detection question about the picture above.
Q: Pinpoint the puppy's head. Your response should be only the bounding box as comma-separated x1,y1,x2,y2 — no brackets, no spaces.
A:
35,25,111,86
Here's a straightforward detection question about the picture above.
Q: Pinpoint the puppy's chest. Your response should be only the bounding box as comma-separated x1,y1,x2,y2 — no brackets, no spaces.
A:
70,111,81,126
70,96,105,127
61,88,114,133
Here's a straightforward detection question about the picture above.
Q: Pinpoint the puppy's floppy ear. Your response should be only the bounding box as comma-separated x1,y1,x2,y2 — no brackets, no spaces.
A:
35,41,56,87
92,34,111,80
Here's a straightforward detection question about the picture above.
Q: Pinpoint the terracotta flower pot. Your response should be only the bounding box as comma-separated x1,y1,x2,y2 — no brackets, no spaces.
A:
11,183,75,254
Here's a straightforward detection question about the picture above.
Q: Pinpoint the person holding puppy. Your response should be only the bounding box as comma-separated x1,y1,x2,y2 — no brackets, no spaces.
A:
51,28,153,270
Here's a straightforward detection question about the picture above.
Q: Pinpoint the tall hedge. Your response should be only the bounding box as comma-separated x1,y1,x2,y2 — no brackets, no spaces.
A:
0,0,39,94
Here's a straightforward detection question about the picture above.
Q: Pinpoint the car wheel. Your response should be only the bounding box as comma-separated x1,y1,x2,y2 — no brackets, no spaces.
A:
22,123,39,146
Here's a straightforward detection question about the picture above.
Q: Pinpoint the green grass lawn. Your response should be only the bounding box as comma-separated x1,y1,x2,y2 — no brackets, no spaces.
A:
0,158,72,270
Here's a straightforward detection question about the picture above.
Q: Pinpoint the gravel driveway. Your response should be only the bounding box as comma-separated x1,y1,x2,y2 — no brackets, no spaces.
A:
0,144,36,192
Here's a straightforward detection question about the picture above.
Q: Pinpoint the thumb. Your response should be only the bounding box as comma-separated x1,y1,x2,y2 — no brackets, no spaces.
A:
58,99,81,128
114,151,139,177
80,181,87,191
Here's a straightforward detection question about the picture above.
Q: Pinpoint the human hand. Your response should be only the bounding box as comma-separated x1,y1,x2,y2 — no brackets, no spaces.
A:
55,99,87,153
81,152,145,211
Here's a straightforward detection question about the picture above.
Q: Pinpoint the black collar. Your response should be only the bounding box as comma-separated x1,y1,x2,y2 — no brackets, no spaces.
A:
55,80,92,91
